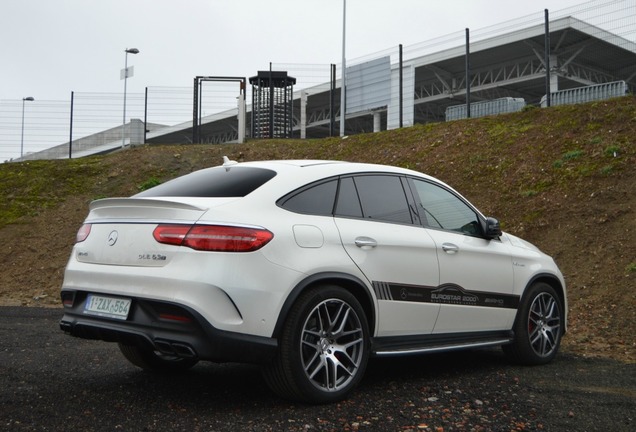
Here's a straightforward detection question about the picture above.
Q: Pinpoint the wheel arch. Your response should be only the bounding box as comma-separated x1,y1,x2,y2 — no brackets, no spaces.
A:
272,272,376,339
520,273,567,333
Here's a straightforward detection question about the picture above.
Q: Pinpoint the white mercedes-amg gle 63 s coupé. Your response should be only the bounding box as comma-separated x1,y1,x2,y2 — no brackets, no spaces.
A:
60,158,566,403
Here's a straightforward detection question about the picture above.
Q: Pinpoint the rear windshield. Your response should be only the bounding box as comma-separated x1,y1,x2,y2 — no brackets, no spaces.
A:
135,166,276,198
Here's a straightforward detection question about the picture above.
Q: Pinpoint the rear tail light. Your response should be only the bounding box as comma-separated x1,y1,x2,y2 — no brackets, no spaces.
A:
158,313,193,323
76,224,92,243
61,291,75,308
153,224,273,252
152,302,195,324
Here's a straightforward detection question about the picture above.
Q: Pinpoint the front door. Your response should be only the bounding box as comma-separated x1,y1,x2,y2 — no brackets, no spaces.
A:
408,178,516,334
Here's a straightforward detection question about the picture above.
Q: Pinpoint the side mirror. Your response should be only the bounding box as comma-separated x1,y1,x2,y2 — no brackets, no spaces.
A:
484,217,502,239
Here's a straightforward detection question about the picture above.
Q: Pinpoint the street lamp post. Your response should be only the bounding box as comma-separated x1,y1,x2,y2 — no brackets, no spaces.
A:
21,96,35,158
122,48,139,148
340,0,346,137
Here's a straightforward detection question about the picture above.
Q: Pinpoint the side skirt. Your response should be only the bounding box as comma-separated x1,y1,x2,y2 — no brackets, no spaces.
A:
371,330,514,357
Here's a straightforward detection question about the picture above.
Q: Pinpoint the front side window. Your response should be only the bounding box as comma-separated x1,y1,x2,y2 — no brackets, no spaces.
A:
351,175,413,224
411,179,481,236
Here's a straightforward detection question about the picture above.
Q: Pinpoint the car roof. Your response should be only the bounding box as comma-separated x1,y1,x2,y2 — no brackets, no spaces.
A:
226,159,450,199
235,159,432,179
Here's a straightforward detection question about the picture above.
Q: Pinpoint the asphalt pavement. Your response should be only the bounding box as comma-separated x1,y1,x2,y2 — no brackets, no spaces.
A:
1,307,634,431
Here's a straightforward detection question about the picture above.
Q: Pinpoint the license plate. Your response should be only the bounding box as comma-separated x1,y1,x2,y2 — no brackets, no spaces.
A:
84,294,131,320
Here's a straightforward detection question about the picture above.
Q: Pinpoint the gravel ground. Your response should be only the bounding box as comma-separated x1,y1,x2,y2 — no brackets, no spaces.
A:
1,307,634,431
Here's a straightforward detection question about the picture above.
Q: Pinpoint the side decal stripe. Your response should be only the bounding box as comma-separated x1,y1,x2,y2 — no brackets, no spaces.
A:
374,281,519,309
372,281,393,300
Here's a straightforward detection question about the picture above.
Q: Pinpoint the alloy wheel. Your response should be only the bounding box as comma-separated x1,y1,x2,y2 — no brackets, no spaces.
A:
300,298,365,392
528,292,561,358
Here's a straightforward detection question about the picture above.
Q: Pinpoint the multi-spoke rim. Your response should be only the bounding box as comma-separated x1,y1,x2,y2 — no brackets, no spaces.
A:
300,298,365,392
527,292,561,357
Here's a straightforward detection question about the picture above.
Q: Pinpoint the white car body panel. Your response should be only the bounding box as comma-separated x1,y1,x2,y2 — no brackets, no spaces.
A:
65,242,305,336
426,229,516,333
335,217,441,336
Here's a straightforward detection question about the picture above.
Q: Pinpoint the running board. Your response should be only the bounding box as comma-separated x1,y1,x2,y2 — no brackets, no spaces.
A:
371,331,514,357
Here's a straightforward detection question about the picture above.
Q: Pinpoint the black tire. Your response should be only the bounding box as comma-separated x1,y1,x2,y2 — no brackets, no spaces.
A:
117,343,198,372
263,285,370,404
503,282,564,365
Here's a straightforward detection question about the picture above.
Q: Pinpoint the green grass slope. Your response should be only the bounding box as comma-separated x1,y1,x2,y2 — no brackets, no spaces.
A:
1,96,634,362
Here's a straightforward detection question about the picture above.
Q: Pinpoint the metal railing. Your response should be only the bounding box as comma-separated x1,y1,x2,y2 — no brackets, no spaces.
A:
541,81,628,107
446,97,527,121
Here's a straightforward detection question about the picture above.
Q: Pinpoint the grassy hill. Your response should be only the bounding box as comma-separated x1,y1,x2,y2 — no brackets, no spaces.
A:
1,96,634,363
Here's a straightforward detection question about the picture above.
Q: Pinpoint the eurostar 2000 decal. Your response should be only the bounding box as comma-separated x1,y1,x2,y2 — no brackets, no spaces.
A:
372,282,520,309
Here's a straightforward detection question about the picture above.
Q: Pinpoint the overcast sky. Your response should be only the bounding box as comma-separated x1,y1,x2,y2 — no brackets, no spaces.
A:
3,0,589,102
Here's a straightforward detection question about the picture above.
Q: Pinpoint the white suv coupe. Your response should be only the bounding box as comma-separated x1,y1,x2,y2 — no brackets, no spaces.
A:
60,159,566,403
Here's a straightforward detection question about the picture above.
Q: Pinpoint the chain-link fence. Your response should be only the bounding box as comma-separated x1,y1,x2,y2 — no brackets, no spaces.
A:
0,99,70,162
2,0,634,162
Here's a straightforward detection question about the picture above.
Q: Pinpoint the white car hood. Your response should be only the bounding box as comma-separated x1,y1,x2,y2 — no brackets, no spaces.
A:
503,232,542,253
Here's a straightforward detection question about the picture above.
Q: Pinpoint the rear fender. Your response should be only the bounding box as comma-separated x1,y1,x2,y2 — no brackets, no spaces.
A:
272,272,375,338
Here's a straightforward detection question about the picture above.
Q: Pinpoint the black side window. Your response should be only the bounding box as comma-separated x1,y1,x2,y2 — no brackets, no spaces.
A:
411,179,482,236
334,177,363,218
278,179,338,216
352,175,413,224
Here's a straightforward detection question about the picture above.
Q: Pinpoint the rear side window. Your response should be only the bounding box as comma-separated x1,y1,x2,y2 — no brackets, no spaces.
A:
135,167,276,198
279,174,413,225
334,177,363,218
353,175,413,224
278,180,338,216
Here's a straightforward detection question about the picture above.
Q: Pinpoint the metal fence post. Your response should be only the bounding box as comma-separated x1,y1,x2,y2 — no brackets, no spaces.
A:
399,44,403,128
545,9,551,107
330,64,336,137
192,77,199,144
144,87,148,144
466,28,471,118
68,91,74,159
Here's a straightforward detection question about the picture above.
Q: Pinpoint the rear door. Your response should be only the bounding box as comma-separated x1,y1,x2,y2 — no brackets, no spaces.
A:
334,175,441,337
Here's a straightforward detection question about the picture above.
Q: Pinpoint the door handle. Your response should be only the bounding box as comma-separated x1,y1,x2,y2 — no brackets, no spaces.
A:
355,237,377,249
442,243,459,254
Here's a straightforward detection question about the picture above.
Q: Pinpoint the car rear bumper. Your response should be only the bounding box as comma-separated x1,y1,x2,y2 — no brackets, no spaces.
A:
59,290,278,365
